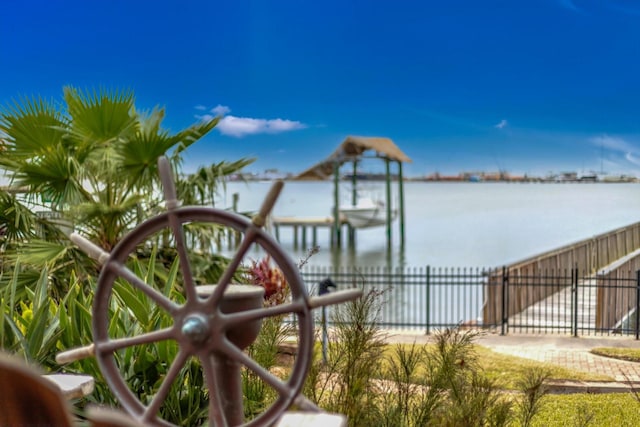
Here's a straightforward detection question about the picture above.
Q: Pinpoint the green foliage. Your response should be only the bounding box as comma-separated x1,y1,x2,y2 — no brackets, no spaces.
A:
0,85,251,297
0,255,212,426
63,87,137,149
568,402,596,427
241,257,295,419
3,250,640,427
0,85,280,426
0,190,38,244
420,329,510,426
177,159,255,207
243,316,294,418
302,288,554,427
0,82,253,424
515,367,550,427
377,344,441,427
306,288,387,426
0,96,66,160
0,266,62,366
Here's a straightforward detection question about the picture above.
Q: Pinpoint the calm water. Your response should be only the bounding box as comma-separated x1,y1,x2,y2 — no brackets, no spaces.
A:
221,181,640,268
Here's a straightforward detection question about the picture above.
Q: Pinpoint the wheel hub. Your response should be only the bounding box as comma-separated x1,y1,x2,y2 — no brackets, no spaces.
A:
181,315,210,344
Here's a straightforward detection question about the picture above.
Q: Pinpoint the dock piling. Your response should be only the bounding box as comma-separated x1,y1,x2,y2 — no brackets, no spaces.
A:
271,216,349,250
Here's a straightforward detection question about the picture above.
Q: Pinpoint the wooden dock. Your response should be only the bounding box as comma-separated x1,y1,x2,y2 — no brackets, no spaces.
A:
271,216,350,249
484,220,640,327
506,277,597,333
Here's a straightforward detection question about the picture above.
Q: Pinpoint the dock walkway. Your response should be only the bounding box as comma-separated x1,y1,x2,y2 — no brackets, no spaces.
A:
271,216,350,249
507,278,597,333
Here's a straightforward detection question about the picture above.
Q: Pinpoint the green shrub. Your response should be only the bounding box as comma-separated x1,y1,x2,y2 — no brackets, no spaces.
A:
1,254,212,426
306,288,387,426
303,286,554,427
242,315,295,418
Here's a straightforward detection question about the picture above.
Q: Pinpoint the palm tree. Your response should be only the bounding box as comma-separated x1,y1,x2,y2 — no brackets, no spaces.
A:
0,86,252,295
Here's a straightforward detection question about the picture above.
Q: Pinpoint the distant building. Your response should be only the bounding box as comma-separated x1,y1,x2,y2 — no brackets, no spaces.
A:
579,173,598,182
558,172,578,182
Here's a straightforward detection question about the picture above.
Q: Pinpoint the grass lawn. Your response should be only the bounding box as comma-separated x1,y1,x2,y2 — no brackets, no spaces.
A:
532,393,640,426
377,342,640,425
319,324,640,426
591,347,640,363
381,343,614,387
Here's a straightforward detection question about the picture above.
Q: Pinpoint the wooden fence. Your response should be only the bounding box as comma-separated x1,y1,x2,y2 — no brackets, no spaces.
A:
484,221,640,326
595,249,640,331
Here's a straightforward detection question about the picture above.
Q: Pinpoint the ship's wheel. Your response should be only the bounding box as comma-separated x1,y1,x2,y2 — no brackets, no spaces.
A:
57,157,361,427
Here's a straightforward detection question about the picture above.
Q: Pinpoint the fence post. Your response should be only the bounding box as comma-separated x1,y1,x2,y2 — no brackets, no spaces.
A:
425,266,431,335
635,270,640,339
501,266,508,336
572,267,579,338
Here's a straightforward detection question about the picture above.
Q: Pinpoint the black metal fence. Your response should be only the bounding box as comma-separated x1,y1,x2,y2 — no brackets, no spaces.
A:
300,266,640,338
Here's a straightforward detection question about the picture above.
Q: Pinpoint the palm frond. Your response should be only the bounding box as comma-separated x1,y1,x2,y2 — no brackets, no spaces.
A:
0,95,66,161
7,240,70,268
73,192,143,219
64,86,137,157
12,145,87,206
118,128,174,190
71,193,144,249
118,111,221,192
169,115,220,155
178,158,255,205
0,190,37,243
136,106,165,136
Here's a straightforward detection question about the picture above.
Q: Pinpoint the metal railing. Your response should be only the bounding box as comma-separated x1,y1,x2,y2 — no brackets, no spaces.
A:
301,265,640,338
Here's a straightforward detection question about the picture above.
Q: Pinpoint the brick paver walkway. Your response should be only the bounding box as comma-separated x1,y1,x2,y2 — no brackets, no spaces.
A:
487,344,640,382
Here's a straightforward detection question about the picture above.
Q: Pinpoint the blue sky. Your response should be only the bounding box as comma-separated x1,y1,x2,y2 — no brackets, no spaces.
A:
2,0,640,177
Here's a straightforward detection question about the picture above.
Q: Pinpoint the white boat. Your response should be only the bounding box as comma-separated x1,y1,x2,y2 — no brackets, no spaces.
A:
339,197,397,229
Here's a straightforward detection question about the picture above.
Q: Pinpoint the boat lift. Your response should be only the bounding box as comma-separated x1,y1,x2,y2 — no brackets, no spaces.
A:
295,136,411,251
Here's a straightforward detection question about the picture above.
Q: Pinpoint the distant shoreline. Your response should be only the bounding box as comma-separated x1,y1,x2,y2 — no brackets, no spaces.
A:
228,170,638,184
229,176,640,184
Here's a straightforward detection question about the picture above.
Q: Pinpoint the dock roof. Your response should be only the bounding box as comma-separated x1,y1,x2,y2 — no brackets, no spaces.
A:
294,136,411,180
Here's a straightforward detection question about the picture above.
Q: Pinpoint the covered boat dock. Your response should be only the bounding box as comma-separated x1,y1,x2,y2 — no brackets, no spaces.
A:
293,136,411,250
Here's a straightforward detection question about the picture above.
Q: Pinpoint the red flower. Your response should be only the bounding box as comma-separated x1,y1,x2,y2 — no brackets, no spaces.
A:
246,256,289,306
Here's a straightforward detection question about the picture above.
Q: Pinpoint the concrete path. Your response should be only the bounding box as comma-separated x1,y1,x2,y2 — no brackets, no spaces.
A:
386,330,640,385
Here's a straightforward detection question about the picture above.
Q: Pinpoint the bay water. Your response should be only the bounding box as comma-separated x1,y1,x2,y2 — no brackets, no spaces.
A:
222,181,640,269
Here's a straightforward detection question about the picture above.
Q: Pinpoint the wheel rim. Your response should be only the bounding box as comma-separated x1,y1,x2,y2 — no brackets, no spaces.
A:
92,207,314,427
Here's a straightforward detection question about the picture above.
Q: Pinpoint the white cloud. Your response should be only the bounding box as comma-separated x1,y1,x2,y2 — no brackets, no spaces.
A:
195,113,215,122
212,104,231,116
217,116,306,137
590,134,636,153
625,152,640,167
264,118,305,132
195,104,306,137
589,134,640,173
194,105,207,111
494,119,508,129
